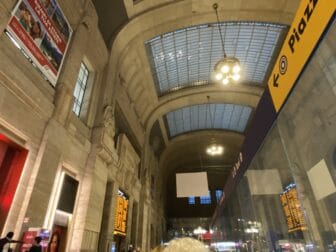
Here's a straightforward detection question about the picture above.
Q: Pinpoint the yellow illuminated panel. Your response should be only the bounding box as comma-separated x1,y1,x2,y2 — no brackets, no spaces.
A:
280,186,307,233
268,0,336,112
114,195,128,236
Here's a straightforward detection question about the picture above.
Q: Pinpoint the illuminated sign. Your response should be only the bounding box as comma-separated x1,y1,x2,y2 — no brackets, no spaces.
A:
113,195,128,236
6,0,72,86
280,184,307,233
268,0,335,112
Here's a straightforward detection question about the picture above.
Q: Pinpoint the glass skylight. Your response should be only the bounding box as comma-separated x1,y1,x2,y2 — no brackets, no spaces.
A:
145,22,287,96
165,103,252,138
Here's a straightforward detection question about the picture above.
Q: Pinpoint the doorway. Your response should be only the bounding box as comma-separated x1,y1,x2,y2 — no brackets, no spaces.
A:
49,173,78,251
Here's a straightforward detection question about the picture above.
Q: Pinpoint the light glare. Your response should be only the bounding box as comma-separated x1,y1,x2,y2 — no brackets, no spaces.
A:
233,64,241,73
206,144,224,156
215,73,223,80
221,65,230,73
232,74,240,81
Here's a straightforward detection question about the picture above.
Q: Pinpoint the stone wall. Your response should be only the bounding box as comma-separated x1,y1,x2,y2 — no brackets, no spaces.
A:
0,0,161,251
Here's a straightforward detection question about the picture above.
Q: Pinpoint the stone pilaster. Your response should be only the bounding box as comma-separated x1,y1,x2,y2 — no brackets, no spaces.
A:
125,197,134,248
52,23,89,126
98,181,119,252
0,1,14,33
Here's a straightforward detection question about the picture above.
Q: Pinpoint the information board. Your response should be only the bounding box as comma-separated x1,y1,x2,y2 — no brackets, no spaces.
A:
280,184,307,233
113,195,128,236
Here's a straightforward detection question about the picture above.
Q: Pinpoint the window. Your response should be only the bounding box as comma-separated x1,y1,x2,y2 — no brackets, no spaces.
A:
57,174,79,213
73,62,89,116
188,197,195,205
215,190,222,203
200,191,211,204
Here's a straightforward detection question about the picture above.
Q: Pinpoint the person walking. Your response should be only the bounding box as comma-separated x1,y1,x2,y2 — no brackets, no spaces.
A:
0,232,22,252
28,236,42,252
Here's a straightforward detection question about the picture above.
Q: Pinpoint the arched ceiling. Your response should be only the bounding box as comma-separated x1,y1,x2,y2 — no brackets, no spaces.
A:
160,131,244,179
145,22,285,94
98,0,300,195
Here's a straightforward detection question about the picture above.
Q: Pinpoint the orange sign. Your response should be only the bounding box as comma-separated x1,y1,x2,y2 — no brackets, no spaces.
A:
114,195,128,236
280,186,307,233
268,0,335,112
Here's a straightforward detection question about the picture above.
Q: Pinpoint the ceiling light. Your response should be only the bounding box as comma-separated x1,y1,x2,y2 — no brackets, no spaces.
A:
206,145,224,156
212,3,241,85
205,96,224,156
222,78,229,85
220,64,230,73
215,72,223,80
232,73,240,81
233,64,241,73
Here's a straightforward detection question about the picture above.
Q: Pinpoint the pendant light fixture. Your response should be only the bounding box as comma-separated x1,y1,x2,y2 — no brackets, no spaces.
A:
205,96,224,156
212,3,241,85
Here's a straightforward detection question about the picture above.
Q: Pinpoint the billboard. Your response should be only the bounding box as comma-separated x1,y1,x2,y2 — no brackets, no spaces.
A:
6,0,72,86
176,172,209,198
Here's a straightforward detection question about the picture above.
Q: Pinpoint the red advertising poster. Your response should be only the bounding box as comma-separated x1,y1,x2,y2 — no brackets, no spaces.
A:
21,230,38,252
6,0,72,86
20,229,50,252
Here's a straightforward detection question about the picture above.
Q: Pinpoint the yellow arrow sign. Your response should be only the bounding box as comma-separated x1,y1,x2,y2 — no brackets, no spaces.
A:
268,0,335,112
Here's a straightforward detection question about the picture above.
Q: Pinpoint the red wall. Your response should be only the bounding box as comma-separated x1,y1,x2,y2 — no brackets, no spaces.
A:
0,134,28,232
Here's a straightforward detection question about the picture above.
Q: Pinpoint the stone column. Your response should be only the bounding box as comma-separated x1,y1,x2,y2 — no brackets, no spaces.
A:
0,1,17,33
98,180,119,252
125,197,134,249
69,109,117,251
136,186,147,250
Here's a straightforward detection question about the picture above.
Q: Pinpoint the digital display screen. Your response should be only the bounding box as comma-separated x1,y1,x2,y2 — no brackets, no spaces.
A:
113,195,128,236
280,184,307,233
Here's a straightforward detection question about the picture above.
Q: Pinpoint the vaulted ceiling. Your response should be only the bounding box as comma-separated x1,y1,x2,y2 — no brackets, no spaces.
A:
94,0,300,205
